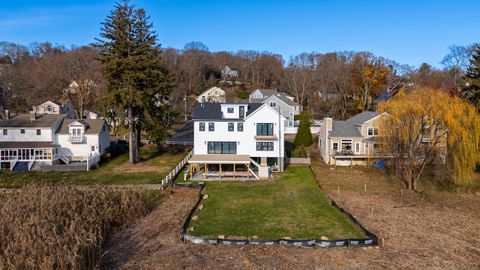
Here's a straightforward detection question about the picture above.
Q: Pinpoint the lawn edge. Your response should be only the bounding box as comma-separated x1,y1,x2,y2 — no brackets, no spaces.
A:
177,166,380,248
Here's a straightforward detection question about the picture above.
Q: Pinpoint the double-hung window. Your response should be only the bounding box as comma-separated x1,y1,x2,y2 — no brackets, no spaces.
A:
237,123,243,132
199,122,205,131
256,123,273,136
256,142,274,151
368,127,379,136
36,129,41,136
2,129,6,136
208,122,215,131
227,107,234,113
228,123,234,132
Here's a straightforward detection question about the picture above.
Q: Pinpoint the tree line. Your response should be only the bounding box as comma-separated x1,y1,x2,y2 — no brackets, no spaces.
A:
1,41,477,121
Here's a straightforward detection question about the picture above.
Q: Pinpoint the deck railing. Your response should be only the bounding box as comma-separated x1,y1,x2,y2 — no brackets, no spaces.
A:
161,151,193,189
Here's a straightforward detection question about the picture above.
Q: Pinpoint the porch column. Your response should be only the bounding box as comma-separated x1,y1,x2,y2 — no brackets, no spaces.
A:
219,163,222,179
233,163,236,180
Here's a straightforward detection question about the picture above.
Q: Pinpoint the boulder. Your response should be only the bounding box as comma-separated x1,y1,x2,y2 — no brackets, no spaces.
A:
202,194,209,200
320,236,329,240
198,204,204,210
282,236,292,240
191,215,198,221
189,226,195,232
251,235,259,240
217,235,225,240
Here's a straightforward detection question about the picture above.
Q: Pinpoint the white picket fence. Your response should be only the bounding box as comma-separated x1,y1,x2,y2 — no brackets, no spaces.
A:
161,151,193,189
86,153,101,171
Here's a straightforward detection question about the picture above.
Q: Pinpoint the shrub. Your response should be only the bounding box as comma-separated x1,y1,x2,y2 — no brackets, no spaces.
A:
235,89,249,99
0,184,155,270
291,145,308,158
294,111,313,147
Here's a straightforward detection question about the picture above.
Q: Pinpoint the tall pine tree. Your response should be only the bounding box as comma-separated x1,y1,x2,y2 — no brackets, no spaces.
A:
97,0,173,164
463,44,480,111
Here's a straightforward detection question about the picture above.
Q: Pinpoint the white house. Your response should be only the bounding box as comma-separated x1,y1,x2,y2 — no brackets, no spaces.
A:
318,111,390,166
0,110,109,171
36,100,76,119
262,93,301,130
188,102,285,180
57,119,109,161
221,65,239,80
197,87,226,103
248,89,279,103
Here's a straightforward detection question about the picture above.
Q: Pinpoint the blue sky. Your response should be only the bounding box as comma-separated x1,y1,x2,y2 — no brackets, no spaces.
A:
1,0,479,67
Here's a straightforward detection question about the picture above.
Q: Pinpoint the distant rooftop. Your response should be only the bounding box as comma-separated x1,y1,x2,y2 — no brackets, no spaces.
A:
0,113,65,128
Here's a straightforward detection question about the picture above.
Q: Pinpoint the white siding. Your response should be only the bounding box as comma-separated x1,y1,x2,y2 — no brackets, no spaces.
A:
193,105,285,158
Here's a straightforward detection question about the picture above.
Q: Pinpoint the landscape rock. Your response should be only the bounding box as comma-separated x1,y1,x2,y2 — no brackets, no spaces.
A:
251,235,259,240
189,226,195,232
217,235,225,240
320,236,329,240
198,204,204,210
202,194,209,200
282,236,292,240
191,215,198,221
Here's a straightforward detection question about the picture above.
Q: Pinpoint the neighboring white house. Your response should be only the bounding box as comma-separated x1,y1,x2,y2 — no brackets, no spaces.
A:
188,102,285,180
82,109,101,120
0,110,109,171
221,65,239,80
36,100,76,119
318,111,390,166
249,89,301,133
197,87,226,103
263,93,301,130
57,119,109,161
248,89,279,103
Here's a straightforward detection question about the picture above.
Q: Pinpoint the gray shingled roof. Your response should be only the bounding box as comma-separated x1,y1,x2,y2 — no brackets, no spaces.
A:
254,89,278,97
346,111,381,125
59,119,106,135
0,113,65,128
274,93,298,106
329,121,362,137
192,103,263,120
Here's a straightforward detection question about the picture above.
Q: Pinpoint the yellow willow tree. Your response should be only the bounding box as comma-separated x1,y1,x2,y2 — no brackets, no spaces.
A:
378,87,480,191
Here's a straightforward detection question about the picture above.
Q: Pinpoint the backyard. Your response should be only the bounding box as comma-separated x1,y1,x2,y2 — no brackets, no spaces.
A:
0,146,188,187
189,166,366,240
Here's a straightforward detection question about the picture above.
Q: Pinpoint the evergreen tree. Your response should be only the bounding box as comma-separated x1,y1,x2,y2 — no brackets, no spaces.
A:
294,111,313,147
96,0,173,164
463,44,480,111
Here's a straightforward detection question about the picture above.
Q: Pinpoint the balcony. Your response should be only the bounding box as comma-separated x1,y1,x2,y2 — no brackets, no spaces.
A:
68,135,85,143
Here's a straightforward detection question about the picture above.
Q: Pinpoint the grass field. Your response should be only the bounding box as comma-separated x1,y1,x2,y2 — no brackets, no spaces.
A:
189,166,366,240
0,147,187,188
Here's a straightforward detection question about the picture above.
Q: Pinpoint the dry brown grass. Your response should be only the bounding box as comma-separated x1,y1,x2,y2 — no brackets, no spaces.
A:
0,184,156,270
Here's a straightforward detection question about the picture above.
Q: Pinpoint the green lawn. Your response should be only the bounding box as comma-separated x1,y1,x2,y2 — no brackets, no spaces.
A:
189,166,366,240
0,148,187,188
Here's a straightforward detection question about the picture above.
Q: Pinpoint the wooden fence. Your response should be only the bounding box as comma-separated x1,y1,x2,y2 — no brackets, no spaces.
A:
161,151,193,189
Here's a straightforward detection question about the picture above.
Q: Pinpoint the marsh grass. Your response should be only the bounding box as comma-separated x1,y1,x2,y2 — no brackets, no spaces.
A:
0,184,160,269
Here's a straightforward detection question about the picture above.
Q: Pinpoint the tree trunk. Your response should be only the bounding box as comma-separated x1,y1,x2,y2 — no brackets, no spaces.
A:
127,105,138,164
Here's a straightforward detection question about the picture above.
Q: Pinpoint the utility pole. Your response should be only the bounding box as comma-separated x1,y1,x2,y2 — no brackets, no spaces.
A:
184,93,187,122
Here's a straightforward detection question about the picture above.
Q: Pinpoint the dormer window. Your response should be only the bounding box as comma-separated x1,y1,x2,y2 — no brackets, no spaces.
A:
270,101,276,107
368,127,379,136
68,121,88,143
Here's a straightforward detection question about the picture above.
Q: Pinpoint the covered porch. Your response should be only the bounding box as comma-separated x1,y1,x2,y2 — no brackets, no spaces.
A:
186,154,259,181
